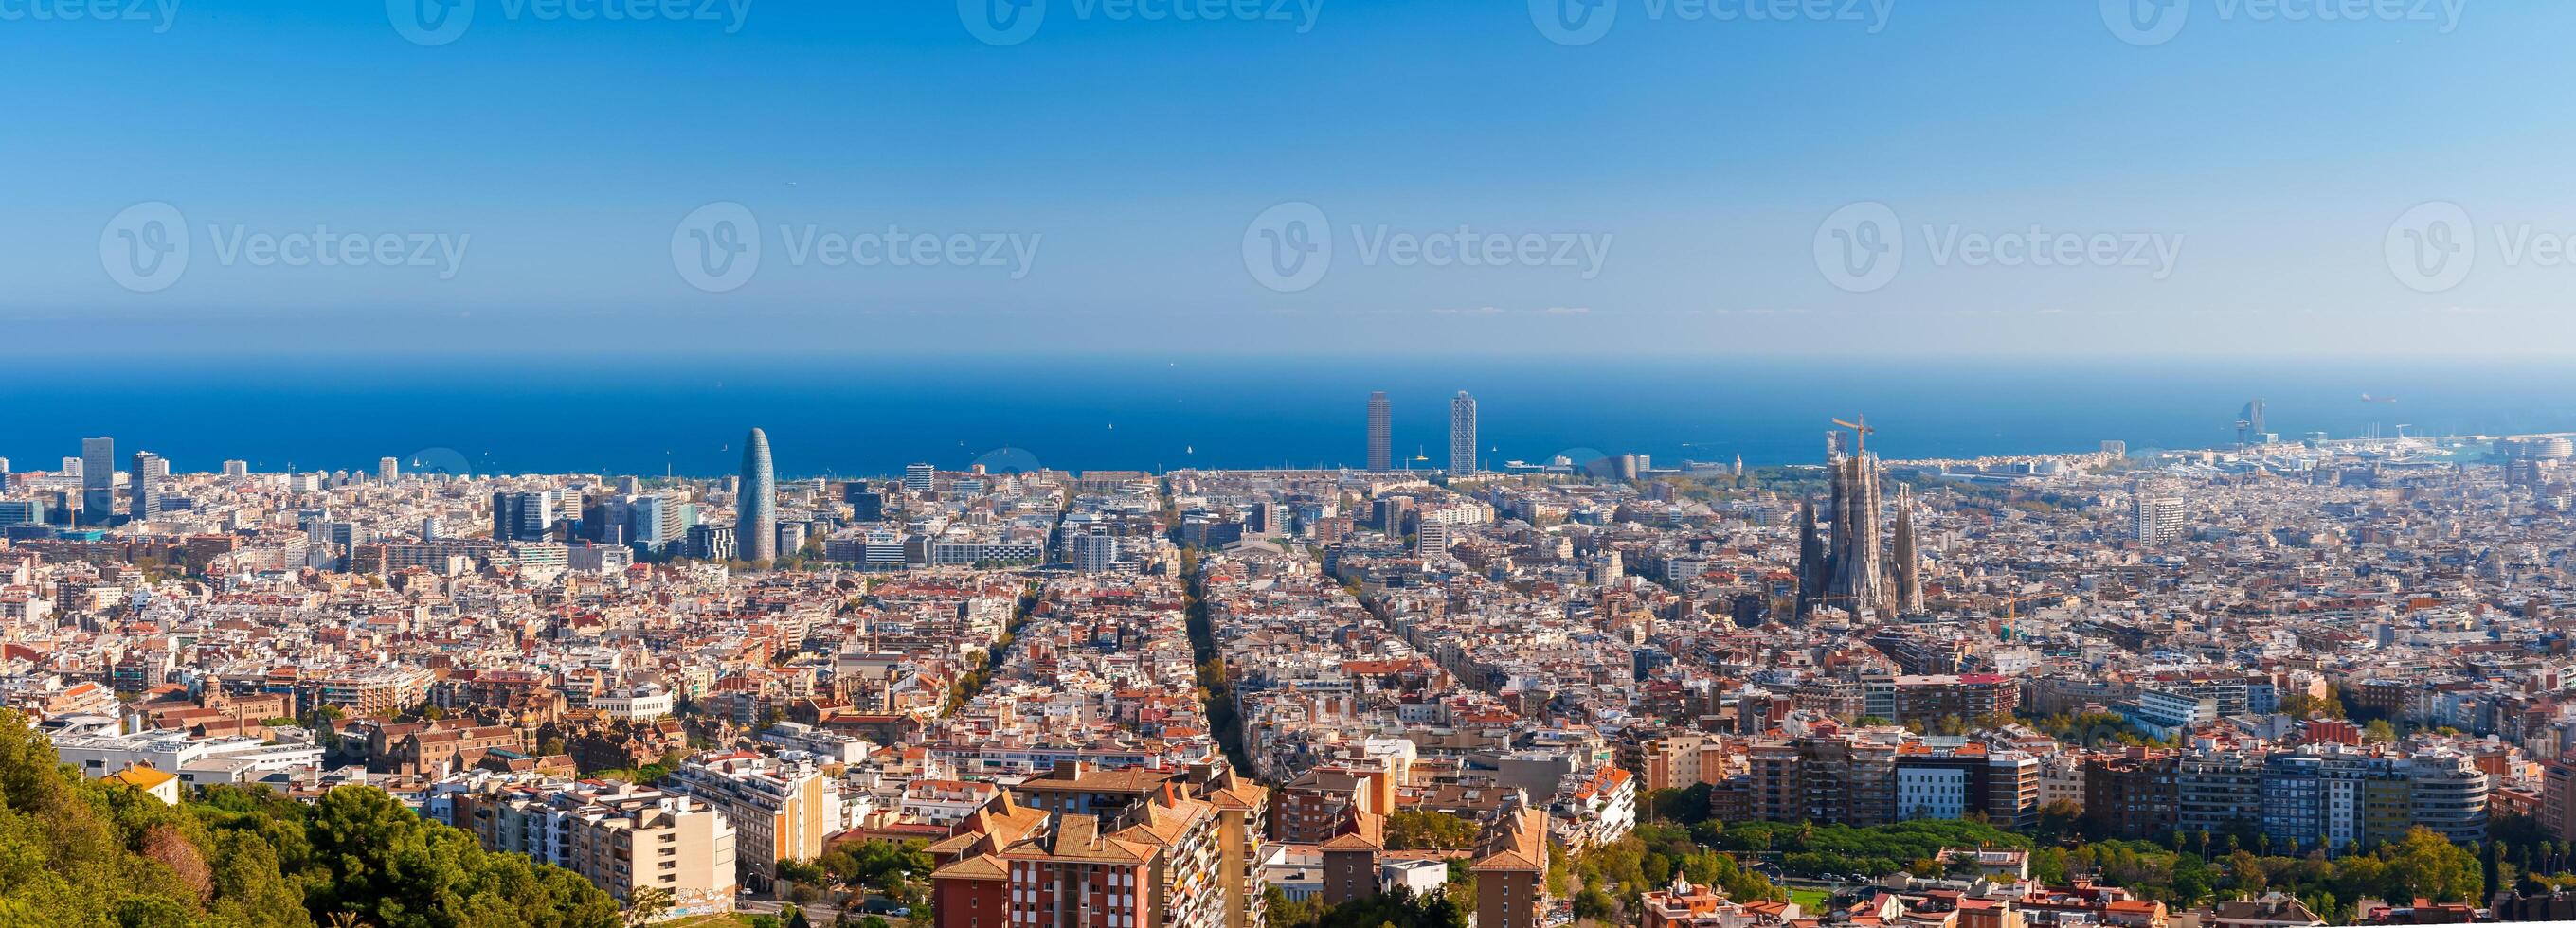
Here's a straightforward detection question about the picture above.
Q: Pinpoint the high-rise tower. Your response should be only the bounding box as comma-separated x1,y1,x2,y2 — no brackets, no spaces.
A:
1448,391,1478,475
128,452,164,523
2134,494,2186,545
737,427,777,562
1366,391,1393,472
81,437,115,526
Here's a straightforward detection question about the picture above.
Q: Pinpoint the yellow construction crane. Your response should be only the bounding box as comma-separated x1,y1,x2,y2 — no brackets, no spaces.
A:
1832,416,1876,455
1994,592,2064,640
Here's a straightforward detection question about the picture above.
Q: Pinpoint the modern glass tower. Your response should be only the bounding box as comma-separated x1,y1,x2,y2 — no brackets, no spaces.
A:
81,437,115,526
1366,391,1392,472
736,427,777,562
128,452,163,523
1448,391,1477,475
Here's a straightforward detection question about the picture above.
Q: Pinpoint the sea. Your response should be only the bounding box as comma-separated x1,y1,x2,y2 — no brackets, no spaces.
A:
2,354,2569,479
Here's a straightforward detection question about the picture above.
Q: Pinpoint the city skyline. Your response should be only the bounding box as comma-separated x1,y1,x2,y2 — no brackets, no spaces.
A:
21,360,2576,483
8,384,2567,928
8,4,2572,927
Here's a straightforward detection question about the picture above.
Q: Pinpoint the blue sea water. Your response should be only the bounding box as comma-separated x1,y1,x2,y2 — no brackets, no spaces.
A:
1,355,2569,479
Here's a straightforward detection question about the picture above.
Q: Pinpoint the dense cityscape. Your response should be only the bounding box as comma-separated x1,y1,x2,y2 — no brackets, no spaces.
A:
8,392,2576,928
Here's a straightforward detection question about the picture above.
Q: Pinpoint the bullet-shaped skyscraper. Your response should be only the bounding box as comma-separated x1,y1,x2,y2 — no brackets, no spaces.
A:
1366,391,1392,472
737,428,777,562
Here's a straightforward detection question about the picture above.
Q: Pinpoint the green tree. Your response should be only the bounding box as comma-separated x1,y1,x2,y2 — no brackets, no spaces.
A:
2226,849,2268,898
2380,827,2482,903
1383,811,1481,850
623,885,674,927
0,709,621,928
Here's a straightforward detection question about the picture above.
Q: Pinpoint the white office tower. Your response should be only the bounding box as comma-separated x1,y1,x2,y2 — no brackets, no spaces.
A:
1415,519,1452,556
1592,549,1623,585
1072,532,1119,573
2135,495,2187,545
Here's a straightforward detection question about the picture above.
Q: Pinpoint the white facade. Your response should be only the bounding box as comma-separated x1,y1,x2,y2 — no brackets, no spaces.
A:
1897,766,1970,820
595,686,676,721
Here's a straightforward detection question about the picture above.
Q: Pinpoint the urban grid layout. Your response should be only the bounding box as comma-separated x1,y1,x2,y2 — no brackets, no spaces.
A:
7,396,2573,928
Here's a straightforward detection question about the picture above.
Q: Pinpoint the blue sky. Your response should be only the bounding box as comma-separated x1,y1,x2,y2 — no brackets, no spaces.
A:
3,0,2568,355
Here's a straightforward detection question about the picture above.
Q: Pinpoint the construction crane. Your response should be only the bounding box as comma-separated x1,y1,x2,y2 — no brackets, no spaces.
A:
1993,591,2065,641
1831,415,1876,455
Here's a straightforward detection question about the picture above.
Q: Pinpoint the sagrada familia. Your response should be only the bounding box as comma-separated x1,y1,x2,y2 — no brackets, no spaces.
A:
1796,421,1925,620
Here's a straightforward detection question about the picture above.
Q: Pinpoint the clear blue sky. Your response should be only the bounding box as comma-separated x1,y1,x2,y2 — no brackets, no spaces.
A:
4,0,2568,356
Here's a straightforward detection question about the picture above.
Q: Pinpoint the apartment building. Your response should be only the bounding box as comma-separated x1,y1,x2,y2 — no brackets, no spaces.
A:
299,666,436,717
1861,673,2020,726
1638,732,1726,792
990,761,1270,928
661,751,839,890
1739,731,2035,829
2261,749,2489,851
929,788,1229,928
2084,746,2487,850
450,780,737,919
1470,795,1551,928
